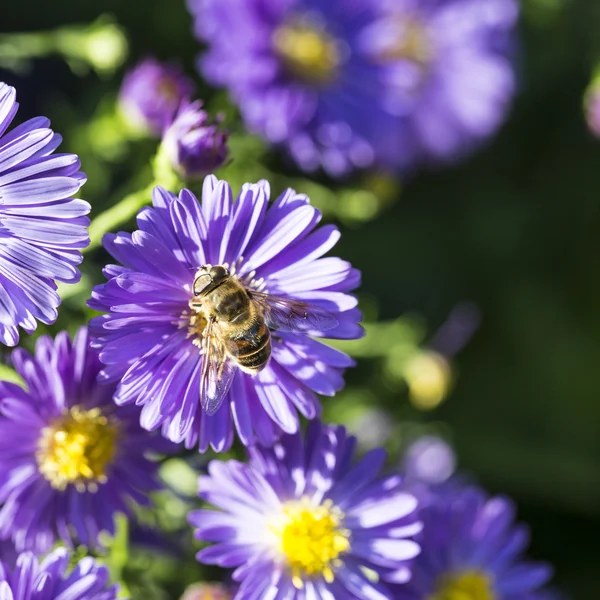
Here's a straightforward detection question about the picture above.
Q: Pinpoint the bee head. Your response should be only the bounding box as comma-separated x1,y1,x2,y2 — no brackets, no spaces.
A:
193,264,230,296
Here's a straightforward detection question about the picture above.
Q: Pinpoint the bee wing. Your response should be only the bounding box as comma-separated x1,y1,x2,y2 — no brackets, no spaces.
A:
199,318,238,416
247,290,338,333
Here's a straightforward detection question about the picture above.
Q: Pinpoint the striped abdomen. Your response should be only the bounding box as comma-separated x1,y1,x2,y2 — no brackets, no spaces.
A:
230,315,271,373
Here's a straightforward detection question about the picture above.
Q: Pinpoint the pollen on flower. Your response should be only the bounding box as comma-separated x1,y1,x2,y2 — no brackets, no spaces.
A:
269,497,351,588
186,310,208,348
428,570,496,600
273,21,341,85
36,406,118,492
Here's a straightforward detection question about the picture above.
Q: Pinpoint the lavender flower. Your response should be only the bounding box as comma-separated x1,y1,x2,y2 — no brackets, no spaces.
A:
119,57,196,135
89,176,362,452
161,101,229,180
370,0,519,169
394,485,553,598
0,548,119,599
189,421,421,599
0,328,166,553
0,81,89,346
188,0,517,176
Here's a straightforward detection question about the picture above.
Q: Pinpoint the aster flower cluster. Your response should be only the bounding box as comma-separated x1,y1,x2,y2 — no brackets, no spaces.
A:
188,0,519,176
0,0,562,595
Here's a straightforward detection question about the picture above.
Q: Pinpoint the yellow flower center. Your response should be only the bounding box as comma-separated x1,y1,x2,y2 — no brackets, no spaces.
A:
378,17,432,65
36,406,118,492
273,21,341,85
270,497,351,588
186,309,208,349
428,570,496,600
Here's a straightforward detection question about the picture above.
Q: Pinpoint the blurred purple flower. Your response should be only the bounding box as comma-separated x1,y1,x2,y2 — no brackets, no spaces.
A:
404,435,456,486
0,548,119,599
0,82,89,346
371,0,519,169
189,421,421,599
119,57,195,135
162,101,229,180
89,176,362,452
187,0,398,176
430,301,481,359
393,484,553,598
188,0,517,176
0,328,166,553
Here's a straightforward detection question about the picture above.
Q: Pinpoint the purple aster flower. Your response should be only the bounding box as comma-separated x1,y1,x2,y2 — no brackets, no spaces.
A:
0,82,89,346
119,57,196,136
89,176,362,452
187,0,401,176
0,548,119,599
189,421,421,599
0,327,167,554
161,101,229,180
188,0,517,176
368,0,519,169
393,485,553,599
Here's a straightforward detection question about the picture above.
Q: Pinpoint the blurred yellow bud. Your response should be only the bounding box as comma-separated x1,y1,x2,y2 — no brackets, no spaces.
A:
82,20,128,74
55,16,128,76
403,350,452,410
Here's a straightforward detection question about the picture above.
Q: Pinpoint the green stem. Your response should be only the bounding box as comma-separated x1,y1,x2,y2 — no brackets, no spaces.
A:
0,16,127,75
85,185,154,253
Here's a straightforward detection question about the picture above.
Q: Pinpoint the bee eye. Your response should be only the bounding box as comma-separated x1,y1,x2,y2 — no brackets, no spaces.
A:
210,266,228,280
193,273,213,295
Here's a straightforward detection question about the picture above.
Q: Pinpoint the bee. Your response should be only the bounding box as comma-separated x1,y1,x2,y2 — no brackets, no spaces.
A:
189,264,338,415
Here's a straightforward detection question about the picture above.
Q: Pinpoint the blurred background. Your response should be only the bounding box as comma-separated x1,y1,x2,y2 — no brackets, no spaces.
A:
2,0,600,597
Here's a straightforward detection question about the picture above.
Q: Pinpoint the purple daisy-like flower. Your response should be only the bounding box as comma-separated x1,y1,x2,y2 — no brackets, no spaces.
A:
119,57,196,136
189,421,421,599
0,327,166,554
161,100,229,180
393,485,553,599
0,82,89,346
188,0,517,175
88,176,362,452
0,548,119,599
369,0,519,169
187,0,400,176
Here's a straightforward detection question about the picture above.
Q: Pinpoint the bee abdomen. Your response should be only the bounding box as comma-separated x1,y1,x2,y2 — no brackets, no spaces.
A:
234,320,271,373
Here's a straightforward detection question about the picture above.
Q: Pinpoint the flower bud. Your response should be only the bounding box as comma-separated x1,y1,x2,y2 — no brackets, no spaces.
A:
161,101,229,180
